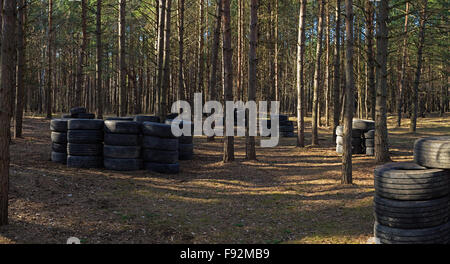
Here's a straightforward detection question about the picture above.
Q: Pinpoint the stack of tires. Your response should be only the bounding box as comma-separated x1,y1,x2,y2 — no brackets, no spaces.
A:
335,126,363,154
103,120,143,171
364,130,375,156
373,136,450,244
166,119,194,161
67,119,104,168
142,122,179,174
353,119,375,156
62,107,95,119
134,115,160,124
50,119,69,164
278,115,295,138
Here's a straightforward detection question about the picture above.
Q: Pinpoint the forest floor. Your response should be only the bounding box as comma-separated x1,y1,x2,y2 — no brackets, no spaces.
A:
0,113,449,244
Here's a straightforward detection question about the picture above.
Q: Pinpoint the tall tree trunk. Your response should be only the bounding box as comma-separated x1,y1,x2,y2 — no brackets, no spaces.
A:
332,0,341,142
311,0,325,146
342,0,354,184
0,0,16,226
296,0,307,147
75,0,87,108
410,0,428,132
177,0,185,102
375,0,391,162
324,0,330,127
96,0,103,119
161,0,172,122
156,0,166,120
365,0,375,121
118,0,127,116
396,2,409,127
274,0,279,102
15,0,26,138
222,0,234,162
197,0,205,94
237,0,242,101
46,0,53,119
246,0,258,160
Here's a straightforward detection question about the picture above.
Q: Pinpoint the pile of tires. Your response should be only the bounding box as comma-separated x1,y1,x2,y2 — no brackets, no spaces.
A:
364,130,375,156
373,136,450,244
50,119,69,164
142,122,179,174
166,119,194,160
67,119,104,168
336,119,374,155
279,115,295,138
62,107,95,119
103,120,142,171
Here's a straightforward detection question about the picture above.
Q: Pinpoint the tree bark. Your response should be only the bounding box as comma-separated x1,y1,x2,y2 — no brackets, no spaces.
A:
311,0,325,146
375,0,391,162
177,0,185,102
161,0,172,122
96,0,103,119
365,0,375,121
296,0,307,147
332,0,341,142
156,0,166,120
15,0,26,138
46,0,53,118
118,0,127,116
197,0,205,94
396,2,409,127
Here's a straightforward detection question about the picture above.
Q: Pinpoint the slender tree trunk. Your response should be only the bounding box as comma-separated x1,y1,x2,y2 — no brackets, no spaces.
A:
177,0,185,102
332,0,341,142
118,0,127,116
222,0,234,162
375,0,391,162
365,0,375,121
156,0,166,120
274,0,279,103
161,0,172,122
96,0,103,119
236,0,242,101
246,0,258,160
410,0,428,133
15,0,26,138
197,0,205,94
311,0,325,146
0,0,16,226
46,0,53,119
396,2,409,127
324,0,330,127
296,0,307,147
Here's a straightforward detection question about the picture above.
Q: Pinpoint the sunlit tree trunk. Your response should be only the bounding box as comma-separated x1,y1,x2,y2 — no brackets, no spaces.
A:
296,0,307,147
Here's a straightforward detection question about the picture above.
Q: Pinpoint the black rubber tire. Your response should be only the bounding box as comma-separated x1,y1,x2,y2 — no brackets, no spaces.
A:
374,162,450,201
104,158,143,171
374,195,449,229
145,162,180,174
280,131,295,138
51,132,67,144
103,120,140,134
105,117,134,121
280,125,294,133
142,122,176,138
364,130,375,139
179,136,193,144
67,155,103,168
72,113,95,119
414,136,450,169
374,221,450,244
365,139,375,147
67,143,102,156
336,144,364,155
104,145,141,159
353,119,375,131
67,130,103,144
166,113,179,120
51,151,67,164
68,119,104,130
52,143,67,153
70,107,87,115
61,114,72,119
143,149,178,164
179,150,194,160
335,126,362,138
50,119,69,132
336,136,362,146
366,147,375,156
179,143,194,152
142,136,178,151
104,133,140,146
134,115,160,123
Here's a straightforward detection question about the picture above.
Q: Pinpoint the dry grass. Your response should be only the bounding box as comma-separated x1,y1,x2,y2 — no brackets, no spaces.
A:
0,113,449,244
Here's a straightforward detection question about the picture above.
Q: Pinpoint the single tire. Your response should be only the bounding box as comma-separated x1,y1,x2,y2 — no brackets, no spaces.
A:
353,119,375,131
374,221,450,244
103,145,141,159
73,113,95,119
70,107,87,115
366,147,375,156
67,155,103,168
280,125,294,133
374,195,449,229
142,122,176,138
143,149,178,164
104,120,141,134
52,143,67,153
365,139,375,147
179,136,193,144
104,133,140,146
51,151,67,164
68,119,104,130
142,136,178,151
374,162,450,201
145,162,180,174
335,126,362,138
364,130,375,139
51,132,67,144
336,136,362,146
413,136,450,169
67,130,103,144
134,115,160,123
50,119,69,132
104,158,143,171
105,117,134,121
67,143,102,156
